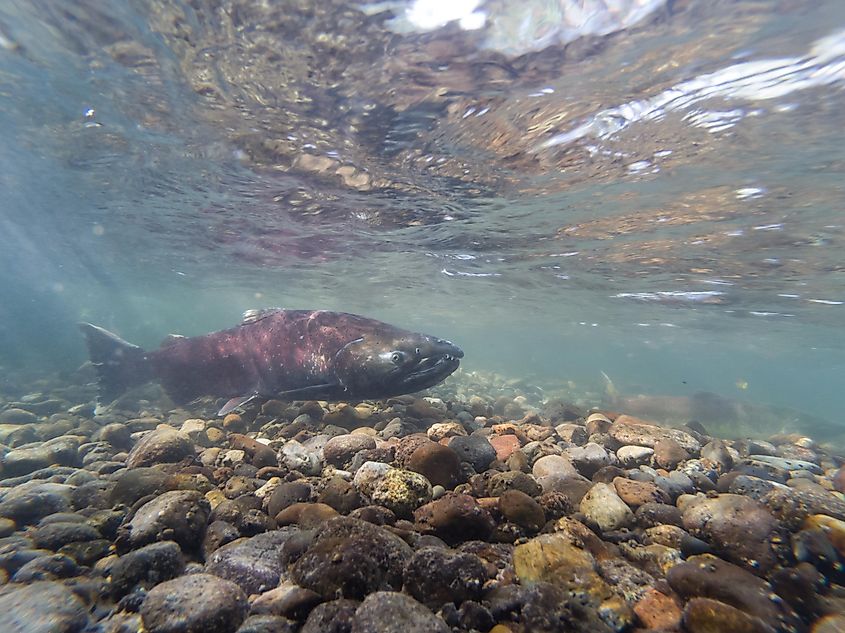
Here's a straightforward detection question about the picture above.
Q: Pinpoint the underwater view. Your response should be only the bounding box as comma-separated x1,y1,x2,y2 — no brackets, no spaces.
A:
1,0,845,631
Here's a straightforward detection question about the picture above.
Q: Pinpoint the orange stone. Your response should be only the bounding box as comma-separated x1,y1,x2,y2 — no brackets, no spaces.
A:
634,588,682,630
489,434,521,461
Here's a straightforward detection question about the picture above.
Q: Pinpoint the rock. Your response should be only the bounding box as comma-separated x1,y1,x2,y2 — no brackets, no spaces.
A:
323,434,377,467
580,482,634,531
633,588,682,630
498,489,546,531
279,440,321,475
0,518,14,537
532,454,579,479
237,615,297,633
116,489,210,553
406,442,460,488
448,435,496,472
813,615,845,633
681,494,782,572
318,476,365,514
616,445,654,467
489,434,521,462
414,494,495,544
0,408,37,424
0,580,89,633
760,484,845,528
12,553,78,581
94,423,133,449
353,461,394,497
403,547,488,608
249,581,322,619
2,438,79,477
301,599,359,633
291,517,412,599
683,597,774,633
556,423,588,445
350,591,450,633
32,522,101,550
370,469,432,518
514,532,596,585
487,471,542,497
613,477,670,507
141,573,248,633
610,415,701,453
805,514,845,558
653,438,689,469
206,529,297,595
427,422,467,442
667,554,800,632
266,482,312,518
700,440,733,471
110,541,186,596
229,435,278,469
126,427,194,468
275,502,338,528
109,467,170,506
565,442,610,477
0,482,73,525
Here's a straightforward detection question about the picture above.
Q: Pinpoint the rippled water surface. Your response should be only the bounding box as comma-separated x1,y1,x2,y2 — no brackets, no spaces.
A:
1,0,844,437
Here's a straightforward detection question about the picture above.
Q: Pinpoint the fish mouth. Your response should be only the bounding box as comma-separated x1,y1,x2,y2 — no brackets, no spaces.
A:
399,349,463,390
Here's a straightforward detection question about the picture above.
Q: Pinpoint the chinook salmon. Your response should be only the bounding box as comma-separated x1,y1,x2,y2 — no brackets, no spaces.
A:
79,308,463,415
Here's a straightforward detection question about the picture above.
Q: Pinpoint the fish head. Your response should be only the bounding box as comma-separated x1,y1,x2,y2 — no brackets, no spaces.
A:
332,330,463,398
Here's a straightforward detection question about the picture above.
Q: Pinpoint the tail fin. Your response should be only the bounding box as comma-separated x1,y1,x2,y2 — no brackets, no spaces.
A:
600,371,619,402
79,323,153,404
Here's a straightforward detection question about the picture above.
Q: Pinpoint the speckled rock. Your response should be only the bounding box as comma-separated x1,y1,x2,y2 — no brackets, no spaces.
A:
110,540,186,596
0,580,89,633
126,427,194,468
0,482,73,525
681,493,782,572
301,599,359,633
414,494,495,544
633,588,682,630
370,469,432,518
616,445,654,467
498,489,546,531
613,477,670,507
32,521,101,551
653,438,689,469
291,517,412,599
610,415,701,453
352,461,393,497
206,529,297,595
514,532,596,585
406,442,461,488
488,471,542,497
403,547,488,608
489,434,521,461
580,482,634,531
236,615,297,633
667,554,800,632
141,573,248,633
323,434,377,467
350,591,450,633
448,435,496,472
116,489,210,553
683,597,775,633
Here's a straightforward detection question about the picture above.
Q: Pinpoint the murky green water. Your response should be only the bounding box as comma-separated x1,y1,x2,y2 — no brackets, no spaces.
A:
1,0,844,439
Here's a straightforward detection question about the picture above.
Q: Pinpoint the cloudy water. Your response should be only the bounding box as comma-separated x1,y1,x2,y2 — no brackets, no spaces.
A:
1,0,845,441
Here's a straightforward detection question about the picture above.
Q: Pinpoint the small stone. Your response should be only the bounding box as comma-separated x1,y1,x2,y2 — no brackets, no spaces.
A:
579,482,634,532
616,445,654,467
653,438,689,469
555,423,588,445
249,581,322,619
324,434,377,467
206,529,297,595
613,477,670,507
32,522,101,551
301,599,359,633
487,471,542,497
275,502,339,528
489,434,521,461
498,489,546,532
414,494,495,545
110,541,185,597
229,435,277,469
350,591,450,633
223,413,246,433
403,547,488,608
633,588,682,630
565,442,610,477
116,490,210,553
610,415,701,453
406,442,461,488
109,467,170,506
353,461,393,497
683,597,773,633
237,615,297,633
266,482,312,519
0,408,38,424
141,573,248,633
427,422,467,442
448,435,496,472
370,469,432,519
0,581,88,633
318,476,365,514
280,440,321,475
0,483,73,525
126,427,194,468
532,454,582,492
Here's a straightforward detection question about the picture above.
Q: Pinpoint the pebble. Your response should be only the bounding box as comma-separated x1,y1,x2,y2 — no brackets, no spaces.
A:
613,477,670,507
0,580,89,633
370,468,432,518
0,482,73,525
126,427,194,468
350,591,450,633
414,494,495,544
616,445,653,467
447,435,497,472
109,540,185,596
0,408,38,424
565,442,610,477
301,599,359,633
323,434,377,467
579,482,634,531
610,415,701,453
683,597,774,633
406,442,461,488
116,489,210,552
140,573,248,633
403,547,488,608
488,434,521,461
653,438,689,469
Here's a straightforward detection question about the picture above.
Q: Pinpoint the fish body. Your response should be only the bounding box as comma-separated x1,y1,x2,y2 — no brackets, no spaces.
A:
80,309,463,414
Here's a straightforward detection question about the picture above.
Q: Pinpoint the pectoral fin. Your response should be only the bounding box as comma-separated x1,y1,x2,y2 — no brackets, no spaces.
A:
217,393,260,416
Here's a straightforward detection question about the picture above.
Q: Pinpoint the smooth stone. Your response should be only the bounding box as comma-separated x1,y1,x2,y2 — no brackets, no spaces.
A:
248,581,322,619
0,483,73,525
406,442,461,488
318,476,365,514
275,502,338,528
683,597,774,633
301,599,359,633
613,477,670,507
350,591,450,633
12,552,78,581
634,502,684,528
403,547,487,608
205,527,298,594
2,438,79,477
414,494,495,544
126,427,194,468
229,435,278,469
487,471,542,497
266,482,312,518
141,573,248,633
291,517,412,600
610,415,701,453
653,438,689,469
667,554,800,632
448,435,496,472
616,445,654,467
498,489,546,531
116,489,210,553
683,493,783,572
565,442,610,477
0,408,37,424
108,467,170,506
700,440,733,471
32,522,101,551
323,434,377,467
236,614,297,633
110,541,186,597
580,482,634,531
633,588,683,630
489,434,521,462
0,580,88,633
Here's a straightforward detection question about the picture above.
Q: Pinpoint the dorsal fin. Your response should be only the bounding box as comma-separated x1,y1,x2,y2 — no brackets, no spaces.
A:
160,334,186,347
241,308,283,325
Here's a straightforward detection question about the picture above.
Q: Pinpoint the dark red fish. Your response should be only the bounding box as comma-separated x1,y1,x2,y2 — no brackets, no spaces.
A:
80,309,463,414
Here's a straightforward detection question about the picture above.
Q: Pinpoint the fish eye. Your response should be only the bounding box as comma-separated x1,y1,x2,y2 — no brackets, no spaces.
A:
415,347,421,356
390,352,404,364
